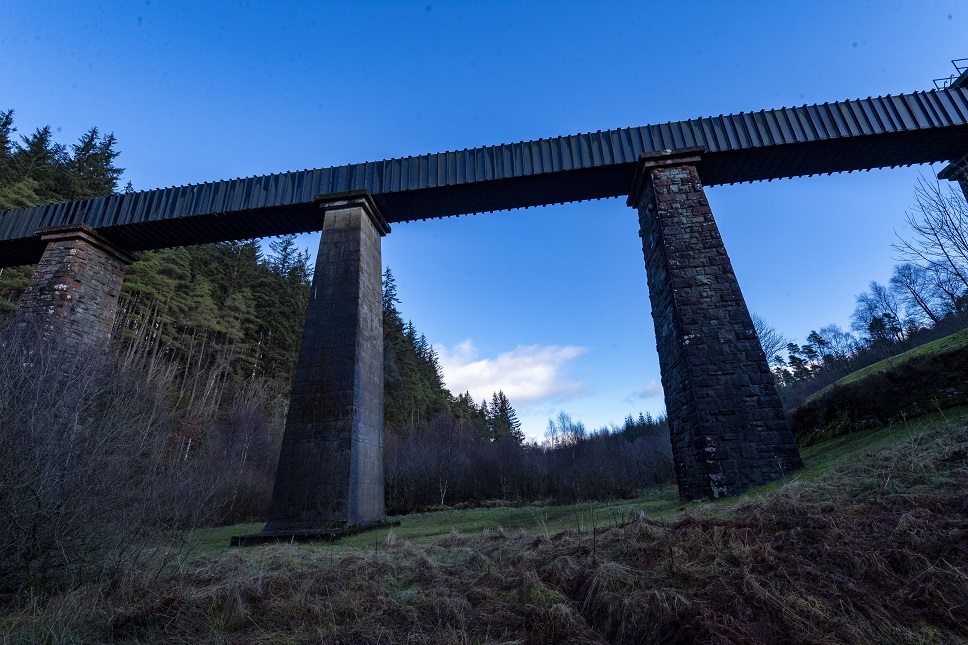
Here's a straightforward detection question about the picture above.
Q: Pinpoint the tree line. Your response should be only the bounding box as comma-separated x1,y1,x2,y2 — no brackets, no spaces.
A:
381,273,673,511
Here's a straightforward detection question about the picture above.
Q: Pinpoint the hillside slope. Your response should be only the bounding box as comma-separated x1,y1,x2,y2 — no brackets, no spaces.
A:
791,327,968,446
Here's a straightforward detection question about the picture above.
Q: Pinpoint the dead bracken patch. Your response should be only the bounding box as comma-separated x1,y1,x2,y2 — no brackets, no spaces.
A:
3,419,967,644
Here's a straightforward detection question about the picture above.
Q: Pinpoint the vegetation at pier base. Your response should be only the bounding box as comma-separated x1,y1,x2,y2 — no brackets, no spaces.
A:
2,410,966,643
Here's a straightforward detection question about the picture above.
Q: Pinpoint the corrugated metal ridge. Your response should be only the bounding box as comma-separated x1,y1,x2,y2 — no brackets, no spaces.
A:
1,87,967,243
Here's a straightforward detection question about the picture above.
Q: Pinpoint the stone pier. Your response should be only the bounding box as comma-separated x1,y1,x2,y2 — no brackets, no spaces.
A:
628,148,803,501
939,154,968,200
256,191,388,540
16,224,136,346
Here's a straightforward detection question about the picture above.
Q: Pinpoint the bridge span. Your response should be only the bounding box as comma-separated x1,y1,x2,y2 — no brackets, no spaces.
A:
5,84,968,541
2,87,968,268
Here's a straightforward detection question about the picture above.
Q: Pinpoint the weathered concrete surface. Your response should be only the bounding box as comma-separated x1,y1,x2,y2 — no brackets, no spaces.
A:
262,192,388,533
628,149,803,501
16,224,136,346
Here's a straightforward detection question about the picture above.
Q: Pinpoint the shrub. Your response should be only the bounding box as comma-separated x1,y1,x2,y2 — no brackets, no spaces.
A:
0,326,217,597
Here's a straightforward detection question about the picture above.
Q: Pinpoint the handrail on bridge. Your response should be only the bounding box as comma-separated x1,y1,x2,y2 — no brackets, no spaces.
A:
933,57,968,90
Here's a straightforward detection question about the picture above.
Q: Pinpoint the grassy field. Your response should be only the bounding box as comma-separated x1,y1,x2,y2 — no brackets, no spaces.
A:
4,409,967,643
193,407,937,558
198,486,682,558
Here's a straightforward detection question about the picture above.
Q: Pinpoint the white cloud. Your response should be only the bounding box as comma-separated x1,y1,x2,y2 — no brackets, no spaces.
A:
628,379,664,402
436,340,588,405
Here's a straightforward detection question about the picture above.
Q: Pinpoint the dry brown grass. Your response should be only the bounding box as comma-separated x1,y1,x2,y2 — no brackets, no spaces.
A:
3,416,968,644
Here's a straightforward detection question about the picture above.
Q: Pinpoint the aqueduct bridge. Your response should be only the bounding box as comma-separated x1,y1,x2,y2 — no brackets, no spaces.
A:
4,85,968,540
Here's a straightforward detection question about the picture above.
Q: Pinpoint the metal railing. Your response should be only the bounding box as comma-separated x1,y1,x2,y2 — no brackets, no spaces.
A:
933,58,968,90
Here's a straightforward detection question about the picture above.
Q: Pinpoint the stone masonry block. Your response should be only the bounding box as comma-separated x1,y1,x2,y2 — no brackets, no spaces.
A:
16,224,136,347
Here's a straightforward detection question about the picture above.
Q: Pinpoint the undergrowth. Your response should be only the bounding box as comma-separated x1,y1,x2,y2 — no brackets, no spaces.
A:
3,411,967,643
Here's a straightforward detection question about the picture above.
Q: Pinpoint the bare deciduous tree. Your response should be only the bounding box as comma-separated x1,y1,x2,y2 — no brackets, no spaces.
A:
890,262,945,325
893,178,968,296
852,281,907,345
751,313,788,367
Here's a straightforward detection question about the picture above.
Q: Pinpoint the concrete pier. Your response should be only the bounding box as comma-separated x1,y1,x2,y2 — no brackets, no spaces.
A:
628,149,803,500
260,192,388,537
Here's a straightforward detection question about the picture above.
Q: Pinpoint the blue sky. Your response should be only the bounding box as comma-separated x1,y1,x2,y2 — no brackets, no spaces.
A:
2,1,965,439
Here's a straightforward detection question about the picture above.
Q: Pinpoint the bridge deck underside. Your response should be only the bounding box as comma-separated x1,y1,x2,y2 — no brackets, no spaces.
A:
1,88,967,267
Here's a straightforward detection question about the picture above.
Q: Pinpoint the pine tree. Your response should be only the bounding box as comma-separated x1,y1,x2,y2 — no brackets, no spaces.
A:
488,390,523,444
0,110,16,185
14,126,72,202
453,391,488,437
382,268,400,318
68,128,123,198
0,112,123,309
268,234,297,276
381,268,454,429
0,266,31,312
0,177,41,209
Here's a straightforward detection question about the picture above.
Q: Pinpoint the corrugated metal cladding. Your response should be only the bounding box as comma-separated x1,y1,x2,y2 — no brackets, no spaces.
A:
1,88,968,266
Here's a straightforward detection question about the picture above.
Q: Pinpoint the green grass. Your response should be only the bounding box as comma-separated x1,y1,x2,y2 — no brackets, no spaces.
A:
743,408,946,499
192,486,684,557
190,407,962,558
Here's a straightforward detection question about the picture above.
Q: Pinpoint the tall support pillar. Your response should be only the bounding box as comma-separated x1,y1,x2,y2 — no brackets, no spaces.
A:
261,192,388,536
16,224,136,346
938,154,968,200
628,148,803,501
